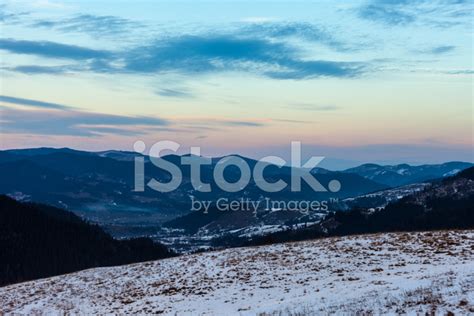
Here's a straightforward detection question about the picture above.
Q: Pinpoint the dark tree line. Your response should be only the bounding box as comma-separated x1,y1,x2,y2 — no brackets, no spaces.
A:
224,195,474,248
0,195,175,286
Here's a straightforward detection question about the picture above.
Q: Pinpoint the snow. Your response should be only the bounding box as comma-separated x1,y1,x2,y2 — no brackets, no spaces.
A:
1,230,473,315
444,169,461,177
342,182,430,207
396,168,408,175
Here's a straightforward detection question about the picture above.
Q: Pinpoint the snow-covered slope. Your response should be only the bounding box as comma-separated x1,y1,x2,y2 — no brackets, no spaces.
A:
1,231,473,315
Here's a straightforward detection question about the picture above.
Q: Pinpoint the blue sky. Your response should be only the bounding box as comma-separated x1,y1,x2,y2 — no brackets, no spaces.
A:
0,0,472,168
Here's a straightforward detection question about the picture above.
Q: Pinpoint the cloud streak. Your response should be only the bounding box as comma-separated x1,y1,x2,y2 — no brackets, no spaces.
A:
240,22,350,51
156,88,194,98
0,95,71,110
358,2,415,26
0,96,169,137
2,33,365,80
124,35,364,80
2,65,75,75
429,45,456,54
182,119,265,128
0,38,111,60
0,95,264,136
289,104,341,111
357,0,474,27
0,4,29,23
31,14,142,38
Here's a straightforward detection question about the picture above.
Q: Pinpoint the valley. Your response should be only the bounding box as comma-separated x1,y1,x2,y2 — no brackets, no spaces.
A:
1,148,472,253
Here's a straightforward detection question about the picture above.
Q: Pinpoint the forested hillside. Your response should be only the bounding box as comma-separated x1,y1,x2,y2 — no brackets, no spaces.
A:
0,196,175,286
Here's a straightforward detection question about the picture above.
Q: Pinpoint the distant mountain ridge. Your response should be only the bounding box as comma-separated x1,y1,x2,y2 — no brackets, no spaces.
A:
0,148,388,226
343,161,473,187
4,147,472,177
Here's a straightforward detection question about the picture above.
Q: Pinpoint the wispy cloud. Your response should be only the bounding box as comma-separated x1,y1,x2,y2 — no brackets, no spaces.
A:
222,120,264,127
358,2,415,26
0,38,111,60
357,0,473,27
289,104,341,111
73,126,144,136
0,96,169,136
429,45,456,54
240,22,350,51
180,118,265,129
2,65,77,75
411,45,457,57
445,69,474,75
2,33,364,80
156,88,194,98
31,14,142,38
0,5,29,23
125,35,365,80
0,95,71,110
0,96,263,136
272,118,313,124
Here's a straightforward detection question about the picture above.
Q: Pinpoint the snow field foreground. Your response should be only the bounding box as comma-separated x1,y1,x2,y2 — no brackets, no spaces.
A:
1,230,473,315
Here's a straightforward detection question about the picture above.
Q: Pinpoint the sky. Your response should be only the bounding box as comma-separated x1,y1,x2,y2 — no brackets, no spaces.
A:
0,0,473,168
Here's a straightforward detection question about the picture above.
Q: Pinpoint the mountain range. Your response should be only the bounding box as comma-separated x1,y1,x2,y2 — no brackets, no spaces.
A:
344,161,473,187
0,147,471,246
0,148,385,221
